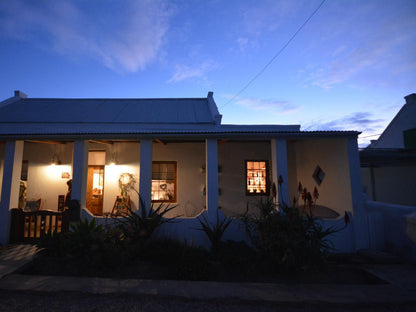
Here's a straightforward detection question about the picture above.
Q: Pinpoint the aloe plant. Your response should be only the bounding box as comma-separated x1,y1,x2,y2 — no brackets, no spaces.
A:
115,196,179,241
197,211,232,253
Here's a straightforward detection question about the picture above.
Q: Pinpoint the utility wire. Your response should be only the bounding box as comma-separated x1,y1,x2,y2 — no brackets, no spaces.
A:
220,0,327,109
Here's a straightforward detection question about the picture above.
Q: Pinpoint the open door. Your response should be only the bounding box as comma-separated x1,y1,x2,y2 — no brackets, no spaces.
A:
86,165,104,215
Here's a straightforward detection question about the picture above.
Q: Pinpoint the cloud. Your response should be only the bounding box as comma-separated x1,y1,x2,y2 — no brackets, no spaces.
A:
231,0,304,51
306,37,405,89
0,0,172,72
302,112,387,147
167,60,218,83
303,2,416,89
303,112,384,131
234,97,301,115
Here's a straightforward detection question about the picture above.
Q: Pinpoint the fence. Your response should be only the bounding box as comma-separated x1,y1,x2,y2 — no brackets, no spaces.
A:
9,208,70,243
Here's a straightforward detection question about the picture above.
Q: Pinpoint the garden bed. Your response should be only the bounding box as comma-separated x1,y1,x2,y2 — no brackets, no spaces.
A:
21,243,385,285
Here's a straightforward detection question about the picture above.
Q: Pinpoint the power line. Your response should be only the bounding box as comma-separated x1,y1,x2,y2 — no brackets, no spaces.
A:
220,0,327,109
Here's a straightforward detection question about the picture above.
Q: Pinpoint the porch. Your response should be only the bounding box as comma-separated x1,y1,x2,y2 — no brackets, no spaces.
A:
1,136,360,250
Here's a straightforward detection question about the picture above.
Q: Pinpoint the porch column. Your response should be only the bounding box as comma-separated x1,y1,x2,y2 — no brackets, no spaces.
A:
271,139,289,206
0,140,24,245
347,136,369,251
205,139,219,223
139,140,152,210
72,140,88,213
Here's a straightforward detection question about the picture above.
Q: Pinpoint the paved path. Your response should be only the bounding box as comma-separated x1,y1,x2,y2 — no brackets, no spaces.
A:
0,244,38,278
0,244,416,307
1,273,416,304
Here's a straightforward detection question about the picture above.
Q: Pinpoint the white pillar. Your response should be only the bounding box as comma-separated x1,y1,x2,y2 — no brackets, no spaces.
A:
271,139,289,206
0,140,24,244
347,136,369,251
139,140,152,211
72,140,88,213
205,139,219,223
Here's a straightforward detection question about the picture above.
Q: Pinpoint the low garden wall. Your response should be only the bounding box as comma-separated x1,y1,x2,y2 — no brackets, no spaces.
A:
365,199,416,262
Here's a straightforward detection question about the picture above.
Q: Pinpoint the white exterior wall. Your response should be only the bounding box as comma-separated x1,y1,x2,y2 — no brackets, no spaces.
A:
218,141,271,216
361,165,416,206
153,142,206,218
98,142,141,213
291,138,353,215
373,95,416,148
287,142,299,205
23,142,74,211
366,200,416,261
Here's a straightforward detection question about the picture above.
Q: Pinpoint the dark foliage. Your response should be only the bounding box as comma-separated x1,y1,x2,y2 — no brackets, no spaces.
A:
242,196,343,272
196,211,232,254
115,196,179,242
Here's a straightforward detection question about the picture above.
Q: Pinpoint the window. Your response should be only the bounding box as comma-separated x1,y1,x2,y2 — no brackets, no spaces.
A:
246,160,269,195
151,161,177,202
312,165,325,185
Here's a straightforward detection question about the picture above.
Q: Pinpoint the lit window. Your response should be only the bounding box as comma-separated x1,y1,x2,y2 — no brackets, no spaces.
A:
246,160,269,195
151,161,177,202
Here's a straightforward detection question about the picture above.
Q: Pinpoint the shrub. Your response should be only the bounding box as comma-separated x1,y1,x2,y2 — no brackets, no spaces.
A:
196,211,232,255
241,184,343,272
174,242,212,281
215,240,257,275
38,229,69,257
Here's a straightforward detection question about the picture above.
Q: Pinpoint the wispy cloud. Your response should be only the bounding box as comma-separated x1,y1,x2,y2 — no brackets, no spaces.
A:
303,2,416,89
306,37,408,89
302,112,387,146
0,0,172,72
167,60,218,83
234,97,301,115
303,112,384,131
232,0,304,51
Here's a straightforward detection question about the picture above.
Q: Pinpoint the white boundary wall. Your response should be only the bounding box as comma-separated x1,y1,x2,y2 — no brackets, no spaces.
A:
366,199,416,262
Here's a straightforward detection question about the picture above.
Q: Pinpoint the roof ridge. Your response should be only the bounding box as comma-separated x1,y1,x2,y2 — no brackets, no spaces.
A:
24,97,208,101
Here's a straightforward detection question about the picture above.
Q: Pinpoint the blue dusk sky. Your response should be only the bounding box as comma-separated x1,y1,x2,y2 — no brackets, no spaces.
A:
0,0,415,146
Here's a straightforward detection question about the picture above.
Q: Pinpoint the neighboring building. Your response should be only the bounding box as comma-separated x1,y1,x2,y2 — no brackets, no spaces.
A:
0,91,367,251
361,93,416,206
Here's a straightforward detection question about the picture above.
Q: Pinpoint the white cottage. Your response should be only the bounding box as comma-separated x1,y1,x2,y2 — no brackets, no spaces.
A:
0,91,368,251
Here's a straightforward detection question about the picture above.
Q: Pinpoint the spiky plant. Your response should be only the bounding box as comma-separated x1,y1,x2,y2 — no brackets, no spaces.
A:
196,211,232,254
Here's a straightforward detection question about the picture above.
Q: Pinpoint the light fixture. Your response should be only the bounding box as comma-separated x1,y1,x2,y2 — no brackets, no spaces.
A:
109,143,119,166
51,153,62,166
109,152,118,166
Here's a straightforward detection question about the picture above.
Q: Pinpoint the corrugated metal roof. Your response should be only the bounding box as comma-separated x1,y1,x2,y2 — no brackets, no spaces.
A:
0,93,359,140
0,98,215,124
0,123,359,140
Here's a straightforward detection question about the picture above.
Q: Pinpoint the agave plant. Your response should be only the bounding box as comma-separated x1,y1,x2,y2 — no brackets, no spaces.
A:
196,211,232,253
115,195,179,241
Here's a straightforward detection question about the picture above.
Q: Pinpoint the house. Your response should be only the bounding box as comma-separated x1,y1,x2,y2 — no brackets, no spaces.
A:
361,93,416,206
0,90,367,252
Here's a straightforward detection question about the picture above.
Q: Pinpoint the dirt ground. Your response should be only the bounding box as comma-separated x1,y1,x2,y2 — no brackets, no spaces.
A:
0,290,415,312
23,251,385,285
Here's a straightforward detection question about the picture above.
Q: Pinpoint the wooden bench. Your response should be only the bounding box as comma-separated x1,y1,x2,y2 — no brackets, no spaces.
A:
9,208,70,243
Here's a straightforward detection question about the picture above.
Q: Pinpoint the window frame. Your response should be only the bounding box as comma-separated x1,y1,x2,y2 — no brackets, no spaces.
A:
151,161,177,203
245,160,270,196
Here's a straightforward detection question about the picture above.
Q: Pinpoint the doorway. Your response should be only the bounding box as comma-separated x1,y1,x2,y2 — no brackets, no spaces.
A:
86,165,104,215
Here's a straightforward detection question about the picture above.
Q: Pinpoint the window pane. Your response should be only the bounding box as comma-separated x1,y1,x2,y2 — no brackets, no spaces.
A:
151,161,176,202
246,161,267,195
92,168,104,196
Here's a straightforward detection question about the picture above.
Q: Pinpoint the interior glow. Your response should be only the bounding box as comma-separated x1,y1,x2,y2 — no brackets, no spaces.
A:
246,161,267,194
92,169,104,196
